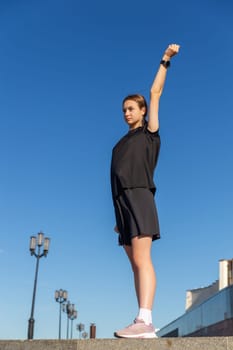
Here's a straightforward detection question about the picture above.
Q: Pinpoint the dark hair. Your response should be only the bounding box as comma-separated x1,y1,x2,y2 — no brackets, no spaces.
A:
122,94,147,117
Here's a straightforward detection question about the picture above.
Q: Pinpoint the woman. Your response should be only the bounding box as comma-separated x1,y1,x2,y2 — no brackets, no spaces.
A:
111,44,180,338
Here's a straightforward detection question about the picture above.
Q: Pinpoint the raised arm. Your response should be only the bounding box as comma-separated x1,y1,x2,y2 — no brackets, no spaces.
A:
148,44,180,132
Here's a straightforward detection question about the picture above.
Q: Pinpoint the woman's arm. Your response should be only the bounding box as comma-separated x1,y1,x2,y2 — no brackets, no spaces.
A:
148,44,180,132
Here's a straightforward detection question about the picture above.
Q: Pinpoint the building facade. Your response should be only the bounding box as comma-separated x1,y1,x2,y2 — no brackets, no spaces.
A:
158,259,233,337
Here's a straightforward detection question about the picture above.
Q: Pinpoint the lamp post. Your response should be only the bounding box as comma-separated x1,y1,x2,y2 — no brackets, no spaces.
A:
27,232,50,340
55,289,68,339
70,309,77,339
82,331,88,339
77,323,85,339
63,301,71,339
63,301,77,339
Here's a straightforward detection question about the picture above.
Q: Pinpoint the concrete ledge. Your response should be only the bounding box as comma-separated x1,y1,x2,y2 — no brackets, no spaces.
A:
0,338,233,350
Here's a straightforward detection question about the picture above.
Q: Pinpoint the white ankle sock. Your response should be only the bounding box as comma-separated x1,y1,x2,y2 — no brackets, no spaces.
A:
137,308,152,325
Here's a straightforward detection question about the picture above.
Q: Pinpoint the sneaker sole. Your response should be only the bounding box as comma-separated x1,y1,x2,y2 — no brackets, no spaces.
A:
114,331,157,339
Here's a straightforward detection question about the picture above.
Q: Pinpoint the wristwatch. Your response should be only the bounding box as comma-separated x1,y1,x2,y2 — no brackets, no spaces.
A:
160,60,170,68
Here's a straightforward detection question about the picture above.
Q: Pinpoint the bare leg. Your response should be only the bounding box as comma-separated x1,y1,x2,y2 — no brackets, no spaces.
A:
124,245,140,305
124,235,156,310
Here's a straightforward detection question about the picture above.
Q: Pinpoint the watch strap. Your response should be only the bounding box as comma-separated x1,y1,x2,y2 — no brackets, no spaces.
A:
160,60,171,68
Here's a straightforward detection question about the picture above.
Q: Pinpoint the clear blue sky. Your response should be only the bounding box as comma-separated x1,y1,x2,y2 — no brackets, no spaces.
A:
1,0,233,340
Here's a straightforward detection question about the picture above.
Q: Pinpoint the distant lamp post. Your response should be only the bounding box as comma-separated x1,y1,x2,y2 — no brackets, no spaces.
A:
27,232,50,340
77,323,85,339
82,331,88,339
55,289,68,339
63,301,77,339
70,309,78,339
63,301,72,339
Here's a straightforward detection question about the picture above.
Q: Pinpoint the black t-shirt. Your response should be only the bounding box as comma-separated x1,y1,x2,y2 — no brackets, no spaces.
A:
111,124,161,198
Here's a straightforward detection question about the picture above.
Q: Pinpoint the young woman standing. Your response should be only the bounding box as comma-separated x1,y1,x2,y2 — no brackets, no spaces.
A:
111,44,180,338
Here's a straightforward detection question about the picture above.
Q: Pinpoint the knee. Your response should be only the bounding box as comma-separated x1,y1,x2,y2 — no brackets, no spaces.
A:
131,253,150,272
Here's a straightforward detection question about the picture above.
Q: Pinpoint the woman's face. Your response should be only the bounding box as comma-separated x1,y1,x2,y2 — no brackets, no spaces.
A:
122,100,145,129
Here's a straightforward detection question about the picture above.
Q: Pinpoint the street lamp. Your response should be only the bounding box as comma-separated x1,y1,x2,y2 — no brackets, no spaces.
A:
63,301,77,339
55,289,68,339
27,232,50,339
76,323,85,339
82,331,88,339
70,309,77,339
63,301,72,339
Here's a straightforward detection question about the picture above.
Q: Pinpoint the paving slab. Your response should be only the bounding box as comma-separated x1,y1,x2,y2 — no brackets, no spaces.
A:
0,338,233,350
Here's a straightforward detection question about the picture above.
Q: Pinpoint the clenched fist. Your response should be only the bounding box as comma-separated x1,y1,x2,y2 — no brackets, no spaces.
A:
164,44,180,58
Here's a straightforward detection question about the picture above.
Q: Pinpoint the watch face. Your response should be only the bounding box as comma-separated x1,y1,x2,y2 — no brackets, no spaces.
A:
161,60,170,68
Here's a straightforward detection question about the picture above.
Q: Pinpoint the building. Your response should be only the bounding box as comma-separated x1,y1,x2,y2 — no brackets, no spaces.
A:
157,259,233,337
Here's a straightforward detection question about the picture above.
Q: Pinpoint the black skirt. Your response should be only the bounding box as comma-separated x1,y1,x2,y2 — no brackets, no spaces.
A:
114,188,160,246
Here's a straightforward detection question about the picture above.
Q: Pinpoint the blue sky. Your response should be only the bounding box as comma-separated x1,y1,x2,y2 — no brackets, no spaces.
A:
1,0,233,340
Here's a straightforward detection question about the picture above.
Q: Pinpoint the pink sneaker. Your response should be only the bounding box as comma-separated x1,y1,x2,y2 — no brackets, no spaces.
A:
114,318,157,338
